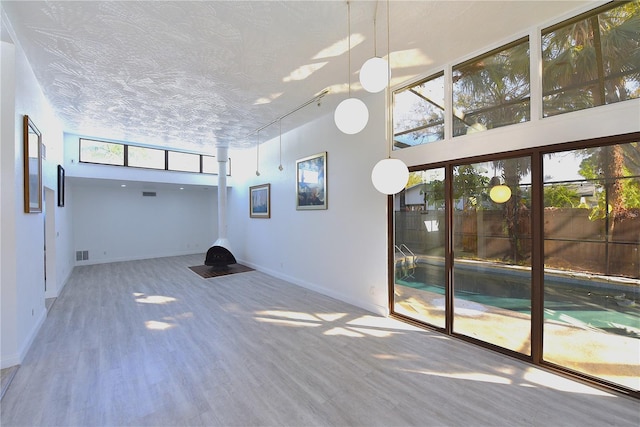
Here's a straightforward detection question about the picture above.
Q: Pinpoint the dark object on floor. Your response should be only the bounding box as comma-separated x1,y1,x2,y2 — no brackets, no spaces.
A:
205,245,237,268
189,264,254,279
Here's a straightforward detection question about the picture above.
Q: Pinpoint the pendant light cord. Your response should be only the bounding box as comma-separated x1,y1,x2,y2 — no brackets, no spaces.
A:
386,0,391,159
347,1,352,97
373,0,379,57
278,119,282,169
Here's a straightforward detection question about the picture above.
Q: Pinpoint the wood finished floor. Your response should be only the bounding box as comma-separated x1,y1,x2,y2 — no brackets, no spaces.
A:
1,254,638,427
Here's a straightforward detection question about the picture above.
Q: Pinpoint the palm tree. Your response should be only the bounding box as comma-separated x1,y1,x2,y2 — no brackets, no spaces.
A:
542,1,640,115
452,39,531,136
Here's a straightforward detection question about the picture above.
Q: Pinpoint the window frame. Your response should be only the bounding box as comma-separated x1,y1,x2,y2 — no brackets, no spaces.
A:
388,130,640,399
78,138,231,176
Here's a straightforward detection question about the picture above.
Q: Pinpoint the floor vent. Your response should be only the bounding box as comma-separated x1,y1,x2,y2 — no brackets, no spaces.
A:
75,251,89,261
142,191,157,197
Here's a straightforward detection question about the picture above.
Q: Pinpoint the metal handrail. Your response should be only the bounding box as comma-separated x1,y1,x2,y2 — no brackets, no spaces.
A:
400,244,415,257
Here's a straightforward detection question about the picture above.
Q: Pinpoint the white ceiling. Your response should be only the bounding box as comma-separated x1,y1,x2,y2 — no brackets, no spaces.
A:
2,1,590,153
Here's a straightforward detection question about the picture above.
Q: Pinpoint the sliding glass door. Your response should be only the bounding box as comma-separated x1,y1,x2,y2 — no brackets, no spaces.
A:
542,143,640,391
392,138,639,395
393,167,447,329
452,158,532,354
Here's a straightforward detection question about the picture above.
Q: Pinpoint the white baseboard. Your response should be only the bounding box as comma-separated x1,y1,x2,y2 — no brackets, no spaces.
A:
0,306,46,370
239,259,389,317
74,250,203,266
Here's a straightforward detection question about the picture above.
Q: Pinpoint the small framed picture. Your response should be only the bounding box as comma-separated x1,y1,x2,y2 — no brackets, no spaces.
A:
296,151,327,210
250,183,270,218
57,165,65,207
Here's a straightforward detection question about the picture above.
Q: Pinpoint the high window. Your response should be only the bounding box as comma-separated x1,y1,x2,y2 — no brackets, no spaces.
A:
393,73,445,148
392,1,639,150
452,38,530,136
79,138,229,175
79,139,124,166
542,1,640,117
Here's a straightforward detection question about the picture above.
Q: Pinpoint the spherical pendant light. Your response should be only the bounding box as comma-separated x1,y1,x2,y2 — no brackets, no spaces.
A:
360,56,389,93
490,184,511,204
334,97,369,135
371,158,409,195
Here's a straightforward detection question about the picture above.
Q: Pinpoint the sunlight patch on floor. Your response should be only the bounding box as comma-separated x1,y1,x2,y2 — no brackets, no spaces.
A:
134,293,177,304
403,368,513,385
254,317,322,328
522,368,614,396
145,320,175,331
324,327,364,338
315,312,347,322
255,310,323,322
347,315,423,332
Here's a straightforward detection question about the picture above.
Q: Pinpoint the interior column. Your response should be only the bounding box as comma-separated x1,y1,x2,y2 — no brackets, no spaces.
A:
213,145,232,251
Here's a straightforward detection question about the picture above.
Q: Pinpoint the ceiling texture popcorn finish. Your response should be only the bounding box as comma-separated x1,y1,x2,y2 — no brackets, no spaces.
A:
2,1,591,153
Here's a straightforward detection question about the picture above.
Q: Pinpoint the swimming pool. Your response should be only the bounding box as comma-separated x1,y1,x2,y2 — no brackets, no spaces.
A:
395,260,640,337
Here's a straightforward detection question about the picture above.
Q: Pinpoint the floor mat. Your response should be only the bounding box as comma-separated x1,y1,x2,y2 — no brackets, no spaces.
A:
188,264,254,279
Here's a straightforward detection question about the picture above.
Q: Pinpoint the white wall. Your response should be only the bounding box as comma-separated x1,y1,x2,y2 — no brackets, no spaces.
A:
226,5,640,317
71,179,217,265
229,92,391,315
1,11,74,368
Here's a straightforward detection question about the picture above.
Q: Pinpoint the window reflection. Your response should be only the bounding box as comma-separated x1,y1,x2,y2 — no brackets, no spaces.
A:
79,139,124,165
542,2,640,117
128,146,165,170
393,73,445,149
452,39,531,137
167,151,200,173
391,140,639,393
393,168,447,329
452,158,532,354
543,142,640,391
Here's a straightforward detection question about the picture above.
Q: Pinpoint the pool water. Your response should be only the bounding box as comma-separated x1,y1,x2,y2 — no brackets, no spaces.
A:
396,264,640,338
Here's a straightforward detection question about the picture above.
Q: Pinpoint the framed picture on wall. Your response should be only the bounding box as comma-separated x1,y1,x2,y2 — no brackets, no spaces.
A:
296,151,327,210
57,165,65,207
249,183,270,218
23,115,43,213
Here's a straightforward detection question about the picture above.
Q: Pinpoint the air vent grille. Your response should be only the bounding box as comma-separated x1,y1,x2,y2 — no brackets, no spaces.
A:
142,191,157,197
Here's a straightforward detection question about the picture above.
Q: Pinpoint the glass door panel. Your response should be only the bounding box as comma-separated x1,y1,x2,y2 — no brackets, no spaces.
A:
452,158,532,354
543,143,640,391
393,168,447,329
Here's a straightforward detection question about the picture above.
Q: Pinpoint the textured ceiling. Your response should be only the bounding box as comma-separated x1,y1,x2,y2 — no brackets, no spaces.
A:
2,1,590,153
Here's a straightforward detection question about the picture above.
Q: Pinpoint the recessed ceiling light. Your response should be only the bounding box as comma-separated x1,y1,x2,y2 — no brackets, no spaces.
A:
121,184,127,187
179,187,184,190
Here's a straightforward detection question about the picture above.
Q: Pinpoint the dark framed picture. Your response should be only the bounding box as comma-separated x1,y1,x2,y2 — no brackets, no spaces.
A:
296,151,327,210
23,115,42,213
250,183,270,218
57,165,65,207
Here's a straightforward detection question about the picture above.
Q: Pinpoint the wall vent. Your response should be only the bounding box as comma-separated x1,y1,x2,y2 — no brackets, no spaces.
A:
142,191,157,197
76,250,89,261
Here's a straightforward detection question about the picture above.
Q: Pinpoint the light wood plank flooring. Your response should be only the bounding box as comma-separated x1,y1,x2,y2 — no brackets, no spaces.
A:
1,254,638,426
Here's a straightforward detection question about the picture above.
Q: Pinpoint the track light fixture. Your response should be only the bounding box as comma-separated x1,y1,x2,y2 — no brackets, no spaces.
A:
255,130,260,176
278,119,283,171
